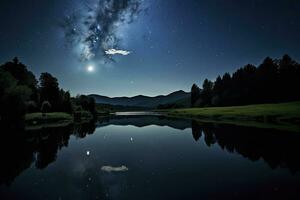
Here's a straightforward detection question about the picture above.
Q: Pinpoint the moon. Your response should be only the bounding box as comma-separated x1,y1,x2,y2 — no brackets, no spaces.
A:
87,65,94,72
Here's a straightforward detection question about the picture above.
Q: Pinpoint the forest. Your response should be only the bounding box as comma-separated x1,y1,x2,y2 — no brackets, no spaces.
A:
191,55,300,107
0,58,96,127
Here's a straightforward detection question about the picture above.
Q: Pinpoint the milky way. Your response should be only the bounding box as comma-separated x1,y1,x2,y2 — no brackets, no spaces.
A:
61,0,144,62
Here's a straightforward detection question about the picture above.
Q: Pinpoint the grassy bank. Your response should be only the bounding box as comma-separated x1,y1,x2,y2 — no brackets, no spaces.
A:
160,101,300,132
25,112,73,130
25,110,104,130
25,112,73,122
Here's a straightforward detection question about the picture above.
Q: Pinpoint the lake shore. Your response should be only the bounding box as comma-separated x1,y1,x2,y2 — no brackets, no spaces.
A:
158,101,300,132
24,112,96,130
25,112,73,130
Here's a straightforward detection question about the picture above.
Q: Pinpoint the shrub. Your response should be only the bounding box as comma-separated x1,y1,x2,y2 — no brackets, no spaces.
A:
41,101,51,116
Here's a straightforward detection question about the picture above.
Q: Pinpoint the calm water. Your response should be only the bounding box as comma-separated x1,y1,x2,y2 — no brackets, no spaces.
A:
1,114,300,200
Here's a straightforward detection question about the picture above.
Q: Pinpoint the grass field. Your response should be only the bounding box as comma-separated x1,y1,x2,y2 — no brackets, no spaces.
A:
160,101,300,132
25,112,73,130
25,112,73,121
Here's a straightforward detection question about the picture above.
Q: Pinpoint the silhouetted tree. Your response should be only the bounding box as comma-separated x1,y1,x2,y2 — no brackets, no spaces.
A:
278,54,298,101
199,79,213,106
191,84,201,107
61,90,73,114
39,73,60,111
192,55,300,107
74,95,97,116
228,64,258,105
41,101,51,116
220,73,232,106
0,69,31,125
0,57,38,101
212,76,222,106
256,57,278,103
0,58,75,126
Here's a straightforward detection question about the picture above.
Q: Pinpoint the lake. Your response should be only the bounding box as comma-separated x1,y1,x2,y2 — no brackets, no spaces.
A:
1,113,300,200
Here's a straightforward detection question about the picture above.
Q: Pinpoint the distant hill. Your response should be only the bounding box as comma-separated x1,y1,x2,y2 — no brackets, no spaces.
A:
89,90,190,108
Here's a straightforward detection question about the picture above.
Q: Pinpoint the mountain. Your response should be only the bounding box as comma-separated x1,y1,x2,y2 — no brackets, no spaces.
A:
89,90,190,108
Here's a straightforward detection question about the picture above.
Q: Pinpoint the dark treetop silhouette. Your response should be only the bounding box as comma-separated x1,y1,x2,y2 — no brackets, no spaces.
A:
191,55,300,107
0,58,96,128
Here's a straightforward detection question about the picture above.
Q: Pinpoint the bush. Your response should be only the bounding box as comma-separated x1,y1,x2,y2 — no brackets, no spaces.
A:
41,101,51,115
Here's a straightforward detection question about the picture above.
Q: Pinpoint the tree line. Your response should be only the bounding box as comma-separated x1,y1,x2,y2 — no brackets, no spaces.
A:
0,57,96,125
191,54,300,107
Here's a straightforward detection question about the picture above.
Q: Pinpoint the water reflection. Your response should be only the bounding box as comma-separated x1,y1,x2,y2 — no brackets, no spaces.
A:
0,121,96,186
191,120,300,173
98,115,300,173
1,114,300,198
97,115,191,130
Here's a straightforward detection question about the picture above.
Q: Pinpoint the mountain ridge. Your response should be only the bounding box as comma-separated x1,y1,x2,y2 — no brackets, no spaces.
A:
89,90,190,108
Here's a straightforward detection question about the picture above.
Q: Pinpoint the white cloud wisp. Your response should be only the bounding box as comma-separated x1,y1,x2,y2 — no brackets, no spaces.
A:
105,49,131,56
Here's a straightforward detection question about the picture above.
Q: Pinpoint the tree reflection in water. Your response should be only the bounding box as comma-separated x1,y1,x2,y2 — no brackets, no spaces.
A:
191,120,300,174
0,120,96,186
1,115,300,188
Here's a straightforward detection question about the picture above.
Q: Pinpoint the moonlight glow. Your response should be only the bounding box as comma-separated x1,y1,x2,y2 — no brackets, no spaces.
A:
87,65,94,72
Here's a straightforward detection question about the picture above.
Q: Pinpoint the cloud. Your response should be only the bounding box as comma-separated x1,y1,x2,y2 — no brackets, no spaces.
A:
105,48,131,56
60,0,145,62
101,165,129,172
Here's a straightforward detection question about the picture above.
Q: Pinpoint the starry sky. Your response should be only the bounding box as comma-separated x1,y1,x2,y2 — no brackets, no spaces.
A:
0,0,300,97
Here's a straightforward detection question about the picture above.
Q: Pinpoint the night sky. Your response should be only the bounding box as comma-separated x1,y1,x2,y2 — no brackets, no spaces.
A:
0,0,300,97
